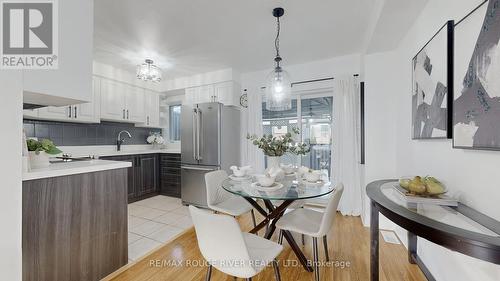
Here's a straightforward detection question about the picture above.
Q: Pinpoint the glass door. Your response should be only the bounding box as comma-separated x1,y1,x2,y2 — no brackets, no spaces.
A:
262,91,333,177
300,96,333,176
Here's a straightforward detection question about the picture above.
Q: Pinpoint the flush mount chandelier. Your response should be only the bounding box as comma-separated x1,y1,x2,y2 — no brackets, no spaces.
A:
265,7,292,111
136,59,162,82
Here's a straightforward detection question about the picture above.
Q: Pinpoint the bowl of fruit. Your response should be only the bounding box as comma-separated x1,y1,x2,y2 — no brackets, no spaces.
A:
399,176,447,196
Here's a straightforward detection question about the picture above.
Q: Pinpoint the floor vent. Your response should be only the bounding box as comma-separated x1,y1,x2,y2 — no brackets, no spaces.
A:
380,230,401,244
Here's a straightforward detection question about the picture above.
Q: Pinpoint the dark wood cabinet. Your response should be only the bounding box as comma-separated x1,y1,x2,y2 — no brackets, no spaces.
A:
23,169,128,281
160,153,181,198
102,154,158,202
137,154,159,196
102,153,179,202
104,155,137,200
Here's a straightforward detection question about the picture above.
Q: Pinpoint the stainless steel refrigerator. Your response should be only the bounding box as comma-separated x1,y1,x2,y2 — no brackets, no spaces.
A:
181,102,240,207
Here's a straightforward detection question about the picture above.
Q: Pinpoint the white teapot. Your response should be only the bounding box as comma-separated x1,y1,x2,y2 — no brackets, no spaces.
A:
230,165,252,177
304,169,322,182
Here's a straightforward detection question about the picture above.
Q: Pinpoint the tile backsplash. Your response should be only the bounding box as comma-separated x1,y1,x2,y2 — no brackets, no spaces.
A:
23,119,161,146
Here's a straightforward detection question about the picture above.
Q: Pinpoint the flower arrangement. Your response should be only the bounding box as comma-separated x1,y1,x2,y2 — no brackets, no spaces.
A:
26,138,62,155
246,127,310,157
147,132,165,145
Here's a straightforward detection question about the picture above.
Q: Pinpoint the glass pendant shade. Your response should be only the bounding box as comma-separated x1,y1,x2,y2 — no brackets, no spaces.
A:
265,66,292,111
136,59,162,82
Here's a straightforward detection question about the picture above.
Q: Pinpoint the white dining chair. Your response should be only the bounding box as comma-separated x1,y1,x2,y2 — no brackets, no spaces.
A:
276,183,344,281
189,206,283,281
205,170,257,227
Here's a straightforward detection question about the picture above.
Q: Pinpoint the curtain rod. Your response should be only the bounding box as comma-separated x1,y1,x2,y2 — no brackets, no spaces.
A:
291,77,333,86
258,74,360,89
292,74,360,86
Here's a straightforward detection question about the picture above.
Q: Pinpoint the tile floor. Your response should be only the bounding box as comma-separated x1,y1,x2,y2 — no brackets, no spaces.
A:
127,195,193,262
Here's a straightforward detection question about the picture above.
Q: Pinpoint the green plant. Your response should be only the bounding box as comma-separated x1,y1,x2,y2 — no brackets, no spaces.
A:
246,127,310,157
26,139,62,155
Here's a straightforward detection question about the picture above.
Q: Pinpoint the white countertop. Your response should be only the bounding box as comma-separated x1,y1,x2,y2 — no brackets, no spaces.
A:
97,148,181,157
55,145,181,158
23,160,132,181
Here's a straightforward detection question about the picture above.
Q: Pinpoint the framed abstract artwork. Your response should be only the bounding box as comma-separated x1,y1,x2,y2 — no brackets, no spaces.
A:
412,21,454,139
453,0,500,150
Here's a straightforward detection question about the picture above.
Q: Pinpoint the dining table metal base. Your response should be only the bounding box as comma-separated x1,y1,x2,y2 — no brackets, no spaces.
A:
243,197,314,272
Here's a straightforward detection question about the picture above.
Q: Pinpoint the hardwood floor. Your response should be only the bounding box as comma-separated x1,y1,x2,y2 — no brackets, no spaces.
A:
106,212,427,281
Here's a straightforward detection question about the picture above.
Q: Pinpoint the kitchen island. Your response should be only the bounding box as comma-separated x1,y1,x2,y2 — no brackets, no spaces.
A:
22,160,131,281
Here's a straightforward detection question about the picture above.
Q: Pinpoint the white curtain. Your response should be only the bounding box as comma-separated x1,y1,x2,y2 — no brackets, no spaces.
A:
240,87,265,173
332,75,363,216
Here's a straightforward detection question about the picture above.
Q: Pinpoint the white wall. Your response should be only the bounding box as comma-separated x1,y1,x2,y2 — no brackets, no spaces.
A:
364,0,500,280
0,71,23,280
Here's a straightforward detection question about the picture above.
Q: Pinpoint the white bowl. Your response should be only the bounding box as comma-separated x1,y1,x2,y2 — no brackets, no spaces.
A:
255,174,276,187
280,164,296,174
304,171,321,182
232,169,247,177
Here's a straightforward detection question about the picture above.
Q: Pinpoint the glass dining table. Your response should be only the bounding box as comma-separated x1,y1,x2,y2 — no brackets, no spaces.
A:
221,176,335,272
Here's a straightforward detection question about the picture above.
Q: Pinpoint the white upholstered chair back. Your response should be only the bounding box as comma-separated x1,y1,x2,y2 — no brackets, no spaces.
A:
205,170,231,208
189,205,257,278
316,183,344,237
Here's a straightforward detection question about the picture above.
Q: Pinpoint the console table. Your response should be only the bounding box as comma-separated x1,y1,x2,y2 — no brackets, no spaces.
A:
366,180,500,281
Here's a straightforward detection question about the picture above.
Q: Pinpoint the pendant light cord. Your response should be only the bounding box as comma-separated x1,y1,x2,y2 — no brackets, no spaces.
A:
275,16,281,61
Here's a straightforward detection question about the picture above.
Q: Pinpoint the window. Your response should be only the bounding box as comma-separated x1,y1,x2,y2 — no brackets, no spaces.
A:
262,94,333,176
169,105,181,142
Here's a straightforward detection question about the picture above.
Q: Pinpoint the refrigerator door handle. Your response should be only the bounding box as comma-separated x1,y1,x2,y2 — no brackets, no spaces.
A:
197,109,203,160
192,108,198,161
181,166,216,171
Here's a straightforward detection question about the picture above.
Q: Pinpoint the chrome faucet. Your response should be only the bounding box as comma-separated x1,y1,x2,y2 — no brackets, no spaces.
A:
117,130,132,151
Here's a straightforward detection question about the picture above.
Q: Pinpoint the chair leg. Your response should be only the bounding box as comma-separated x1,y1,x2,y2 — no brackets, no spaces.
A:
312,237,320,281
272,259,281,281
323,235,330,262
278,230,283,245
250,209,257,228
205,264,212,281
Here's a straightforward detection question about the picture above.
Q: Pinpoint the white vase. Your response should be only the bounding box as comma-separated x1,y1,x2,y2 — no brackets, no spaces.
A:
267,156,281,170
29,151,50,169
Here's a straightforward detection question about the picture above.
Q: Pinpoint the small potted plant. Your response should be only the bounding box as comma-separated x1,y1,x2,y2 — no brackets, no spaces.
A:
147,132,165,149
26,139,62,168
246,127,310,169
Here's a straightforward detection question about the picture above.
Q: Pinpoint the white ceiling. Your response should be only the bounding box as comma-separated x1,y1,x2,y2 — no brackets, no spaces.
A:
367,0,429,53
93,0,427,79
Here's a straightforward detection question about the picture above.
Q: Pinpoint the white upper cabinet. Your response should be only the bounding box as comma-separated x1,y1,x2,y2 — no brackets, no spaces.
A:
35,77,101,123
74,77,101,123
125,85,145,123
183,81,240,106
23,109,39,119
100,79,127,121
137,90,160,128
22,0,93,102
184,85,213,105
100,78,145,123
37,106,70,120
214,81,239,106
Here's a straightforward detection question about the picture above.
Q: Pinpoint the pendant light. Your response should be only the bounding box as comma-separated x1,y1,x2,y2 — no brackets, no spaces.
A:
136,59,162,82
265,7,292,111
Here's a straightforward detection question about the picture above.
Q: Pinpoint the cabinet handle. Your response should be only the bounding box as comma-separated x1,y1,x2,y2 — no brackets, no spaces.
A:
122,109,125,119
126,110,129,119
147,116,149,125
68,106,72,118
74,106,77,118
